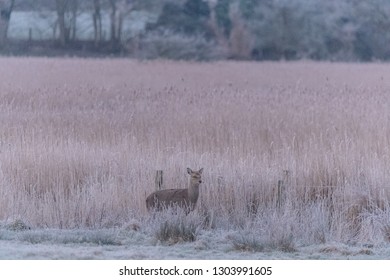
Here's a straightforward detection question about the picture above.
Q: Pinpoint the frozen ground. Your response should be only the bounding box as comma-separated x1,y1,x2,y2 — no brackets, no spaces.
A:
0,225,388,260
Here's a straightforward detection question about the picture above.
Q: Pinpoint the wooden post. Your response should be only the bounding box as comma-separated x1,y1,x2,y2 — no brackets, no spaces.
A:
155,170,163,191
277,179,284,208
276,170,290,208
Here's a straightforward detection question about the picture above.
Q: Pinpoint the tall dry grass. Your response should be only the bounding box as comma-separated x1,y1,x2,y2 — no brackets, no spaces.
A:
0,58,390,245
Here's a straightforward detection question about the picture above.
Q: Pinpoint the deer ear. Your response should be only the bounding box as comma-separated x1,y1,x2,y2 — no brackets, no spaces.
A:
198,168,203,174
187,168,192,174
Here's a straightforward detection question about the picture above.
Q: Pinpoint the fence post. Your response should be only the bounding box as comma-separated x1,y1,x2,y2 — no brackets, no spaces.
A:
277,179,284,208
155,170,163,191
276,170,290,208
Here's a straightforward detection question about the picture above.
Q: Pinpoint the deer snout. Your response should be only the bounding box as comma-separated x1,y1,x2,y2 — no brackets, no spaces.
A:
199,180,202,183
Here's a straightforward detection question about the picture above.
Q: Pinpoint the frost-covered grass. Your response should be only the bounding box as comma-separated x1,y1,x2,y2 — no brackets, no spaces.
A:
0,218,386,259
1,58,390,258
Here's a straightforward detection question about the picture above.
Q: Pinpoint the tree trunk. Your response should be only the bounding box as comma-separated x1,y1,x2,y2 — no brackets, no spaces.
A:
0,0,15,46
93,0,102,46
117,10,123,42
55,0,78,46
56,0,67,46
109,0,130,50
70,0,78,41
109,0,117,45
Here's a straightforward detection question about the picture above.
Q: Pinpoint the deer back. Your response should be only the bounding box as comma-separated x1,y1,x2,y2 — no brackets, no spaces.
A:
146,188,190,211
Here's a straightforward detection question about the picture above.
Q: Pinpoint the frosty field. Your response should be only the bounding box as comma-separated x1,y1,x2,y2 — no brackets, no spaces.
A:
1,58,390,259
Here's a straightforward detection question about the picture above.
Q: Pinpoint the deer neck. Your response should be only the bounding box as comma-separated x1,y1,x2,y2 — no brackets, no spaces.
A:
187,180,200,204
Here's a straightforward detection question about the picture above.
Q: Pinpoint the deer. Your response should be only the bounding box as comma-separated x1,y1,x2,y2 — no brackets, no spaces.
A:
146,168,203,214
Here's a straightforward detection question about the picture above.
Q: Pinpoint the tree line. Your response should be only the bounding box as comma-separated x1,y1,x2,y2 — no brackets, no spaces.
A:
0,0,389,61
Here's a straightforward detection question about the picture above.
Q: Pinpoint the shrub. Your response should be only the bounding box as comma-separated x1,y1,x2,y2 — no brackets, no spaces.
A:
138,30,225,60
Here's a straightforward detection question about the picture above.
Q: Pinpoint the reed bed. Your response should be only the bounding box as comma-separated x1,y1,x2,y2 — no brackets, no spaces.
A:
0,58,390,246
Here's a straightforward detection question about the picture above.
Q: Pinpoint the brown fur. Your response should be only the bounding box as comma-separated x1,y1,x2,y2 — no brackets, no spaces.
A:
146,168,203,214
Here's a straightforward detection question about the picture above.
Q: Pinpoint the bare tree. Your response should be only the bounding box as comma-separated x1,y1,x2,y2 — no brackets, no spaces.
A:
0,0,15,46
70,0,78,41
108,0,120,45
92,0,102,46
108,0,133,47
55,0,78,46
55,0,67,46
